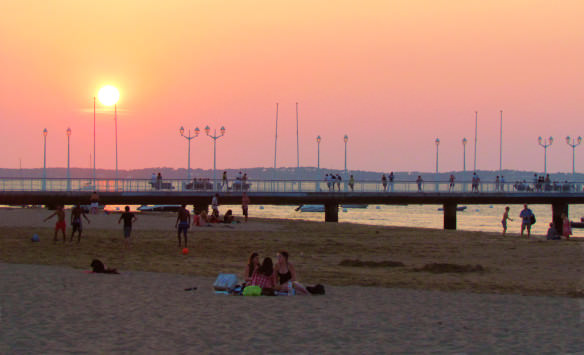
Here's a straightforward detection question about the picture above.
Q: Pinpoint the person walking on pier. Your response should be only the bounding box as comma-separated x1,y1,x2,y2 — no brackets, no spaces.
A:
389,172,394,192
349,175,355,192
501,206,513,235
336,174,342,191
500,175,506,192
222,171,228,191
416,176,423,192
495,176,500,191
175,204,191,248
381,174,388,192
449,174,455,192
519,204,535,237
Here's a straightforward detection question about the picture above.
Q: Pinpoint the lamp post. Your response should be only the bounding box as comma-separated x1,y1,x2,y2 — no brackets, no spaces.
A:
316,135,321,169
42,128,47,191
66,128,71,191
180,126,200,180
473,111,478,172
343,135,348,191
538,136,553,175
435,138,440,191
462,137,467,192
566,136,582,176
205,125,226,191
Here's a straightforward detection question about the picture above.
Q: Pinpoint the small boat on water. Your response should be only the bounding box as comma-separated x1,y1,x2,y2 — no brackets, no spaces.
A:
138,205,181,212
437,206,467,212
342,204,368,209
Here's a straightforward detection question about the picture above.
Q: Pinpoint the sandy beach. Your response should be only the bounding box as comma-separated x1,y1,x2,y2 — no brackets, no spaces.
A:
1,207,583,353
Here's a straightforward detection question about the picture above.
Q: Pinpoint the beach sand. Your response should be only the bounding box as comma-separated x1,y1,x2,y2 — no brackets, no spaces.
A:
1,263,583,353
1,207,583,353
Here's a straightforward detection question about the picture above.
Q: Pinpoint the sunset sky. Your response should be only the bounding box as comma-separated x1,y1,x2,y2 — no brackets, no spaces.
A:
0,1,582,175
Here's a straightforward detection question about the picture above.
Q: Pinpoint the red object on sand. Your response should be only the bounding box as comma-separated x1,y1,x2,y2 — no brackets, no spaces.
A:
182,248,189,255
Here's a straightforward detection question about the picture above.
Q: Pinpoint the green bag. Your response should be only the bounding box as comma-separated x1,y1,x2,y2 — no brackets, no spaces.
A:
242,285,262,296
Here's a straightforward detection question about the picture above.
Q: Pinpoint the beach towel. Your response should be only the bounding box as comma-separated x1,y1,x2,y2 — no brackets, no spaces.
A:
213,273,238,291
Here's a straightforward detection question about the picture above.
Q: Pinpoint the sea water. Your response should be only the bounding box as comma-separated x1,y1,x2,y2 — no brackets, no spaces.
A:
102,204,584,237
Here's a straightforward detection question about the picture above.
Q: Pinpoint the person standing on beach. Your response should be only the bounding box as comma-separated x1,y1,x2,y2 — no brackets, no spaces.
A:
118,206,137,248
519,204,534,237
175,204,191,248
90,191,99,214
242,192,250,222
501,206,513,235
212,193,220,216
44,205,67,243
70,204,90,243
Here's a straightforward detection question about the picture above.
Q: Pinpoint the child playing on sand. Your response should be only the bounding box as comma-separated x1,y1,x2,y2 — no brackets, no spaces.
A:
44,205,66,243
118,206,137,249
70,204,90,243
501,206,513,235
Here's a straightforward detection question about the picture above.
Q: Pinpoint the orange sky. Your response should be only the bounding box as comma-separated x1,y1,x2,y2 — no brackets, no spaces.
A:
1,0,583,174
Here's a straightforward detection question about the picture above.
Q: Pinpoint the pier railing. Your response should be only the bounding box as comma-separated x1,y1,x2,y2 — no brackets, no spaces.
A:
0,177,582,194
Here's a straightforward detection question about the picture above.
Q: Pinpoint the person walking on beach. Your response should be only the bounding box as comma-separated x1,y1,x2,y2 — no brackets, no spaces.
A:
416,176,423,192
349,175,355,192
44,205,67,243
501,206,513,235
90,191,99,214
212,193,220,216
242,192,250,223
449,174,455,192
70,204,90,243
118,206,137,248
381,174,388,192
175,204,191,248
519,204,534,237
561,212,572,240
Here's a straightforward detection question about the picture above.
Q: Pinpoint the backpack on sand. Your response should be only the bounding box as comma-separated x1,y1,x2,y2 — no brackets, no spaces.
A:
213,273,238,291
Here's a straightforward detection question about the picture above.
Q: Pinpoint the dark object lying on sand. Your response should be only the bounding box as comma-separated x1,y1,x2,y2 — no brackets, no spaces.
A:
90,259,120,274
339,259,405,268
414,263,485,274
306,284,326,295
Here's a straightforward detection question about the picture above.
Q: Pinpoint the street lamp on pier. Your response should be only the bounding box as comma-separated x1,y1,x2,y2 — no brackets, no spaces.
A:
205,125,226,191
42,128,47,191
180,126,200,180
538,136,553,175
316,135,321,169
566,136,582,176
66,128,71,191
344,135,349,191
435,138,440,191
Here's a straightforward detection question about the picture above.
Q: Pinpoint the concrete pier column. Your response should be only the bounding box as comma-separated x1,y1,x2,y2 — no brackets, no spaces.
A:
325,203,339,222
443,202,457,230
552,202,569,234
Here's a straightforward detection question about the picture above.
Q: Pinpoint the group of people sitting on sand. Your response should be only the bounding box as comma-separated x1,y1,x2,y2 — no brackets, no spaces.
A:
243,251,310,295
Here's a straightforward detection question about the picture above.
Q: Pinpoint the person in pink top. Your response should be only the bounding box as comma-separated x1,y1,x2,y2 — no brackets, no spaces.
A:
241,192,250,222
250,257,275,289
562,213,572,240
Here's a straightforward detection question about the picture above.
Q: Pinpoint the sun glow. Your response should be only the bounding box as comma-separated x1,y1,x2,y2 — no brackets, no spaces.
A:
98,85,120,106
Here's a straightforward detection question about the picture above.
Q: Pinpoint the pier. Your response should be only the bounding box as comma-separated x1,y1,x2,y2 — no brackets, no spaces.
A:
1,177,583,231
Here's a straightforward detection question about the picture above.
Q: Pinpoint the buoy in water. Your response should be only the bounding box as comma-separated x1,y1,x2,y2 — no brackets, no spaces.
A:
259,206,264,210
31,234,39,242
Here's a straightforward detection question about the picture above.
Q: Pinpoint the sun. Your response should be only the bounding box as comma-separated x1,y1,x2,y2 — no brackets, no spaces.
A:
98,85,120,106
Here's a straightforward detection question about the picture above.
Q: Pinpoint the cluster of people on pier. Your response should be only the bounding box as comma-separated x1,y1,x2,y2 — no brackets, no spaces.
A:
513,174,577,192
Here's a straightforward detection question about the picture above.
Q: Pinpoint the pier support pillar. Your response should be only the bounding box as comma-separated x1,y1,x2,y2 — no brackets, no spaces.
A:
325,203,339,223
552,202,569,234
443,203,457,230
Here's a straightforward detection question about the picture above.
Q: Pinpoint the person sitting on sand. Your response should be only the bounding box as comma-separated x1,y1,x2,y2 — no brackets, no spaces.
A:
44,205,67,243
244,252,260,283
274,251,309,295
546,222,561,240
249,257,276,289
209,209,220,223
199,210,210,225
223,209,234,224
